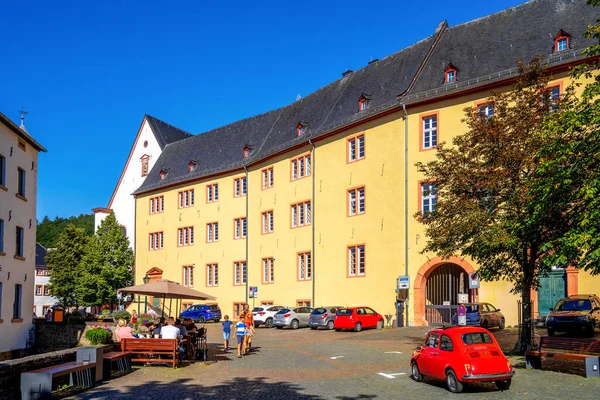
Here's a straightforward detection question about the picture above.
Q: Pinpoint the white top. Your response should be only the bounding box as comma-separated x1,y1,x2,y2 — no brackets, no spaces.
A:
160,325,181,339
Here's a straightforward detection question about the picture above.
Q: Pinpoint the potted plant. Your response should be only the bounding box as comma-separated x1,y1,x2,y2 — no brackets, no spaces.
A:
85,324,113,345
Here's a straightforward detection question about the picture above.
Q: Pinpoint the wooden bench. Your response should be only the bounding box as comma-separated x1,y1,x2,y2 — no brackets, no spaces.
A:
20,361,96,400
102,351,132,380
121,338,179,368
526,336,600,377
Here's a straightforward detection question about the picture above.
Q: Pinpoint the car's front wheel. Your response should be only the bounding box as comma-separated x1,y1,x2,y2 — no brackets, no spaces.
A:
411,361,423,382
446,369,463,393
265,318,274,328
495,379,511,391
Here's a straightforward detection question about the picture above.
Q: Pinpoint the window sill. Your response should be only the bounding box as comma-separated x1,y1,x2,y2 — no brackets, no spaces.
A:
14,255,26,261
15,193,28,202
12,318,23,323
0,185,7,191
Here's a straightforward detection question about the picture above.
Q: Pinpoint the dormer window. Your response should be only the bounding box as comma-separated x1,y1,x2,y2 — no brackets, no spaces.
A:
159,169,168,180
243,146,252,158
445,63,458,83
554,30,571,52
297,123,305,137
358,96,369,111
188,160,198,173
141,154,150,177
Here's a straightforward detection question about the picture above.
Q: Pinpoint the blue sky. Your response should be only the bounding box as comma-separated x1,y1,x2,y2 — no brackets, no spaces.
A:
1,0,524,220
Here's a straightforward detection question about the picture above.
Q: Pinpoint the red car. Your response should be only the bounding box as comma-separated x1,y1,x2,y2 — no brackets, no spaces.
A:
334,307,384,332
410,326,514,393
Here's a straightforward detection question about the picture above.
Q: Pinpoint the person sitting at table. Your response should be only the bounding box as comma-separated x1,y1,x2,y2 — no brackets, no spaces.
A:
161,317,185,358
114,319,135,342
153,317,166,336
175,318,188,336
183,318,197,333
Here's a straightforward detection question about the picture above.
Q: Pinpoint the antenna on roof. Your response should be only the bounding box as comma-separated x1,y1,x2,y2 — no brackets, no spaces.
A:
296,94,302,101
18,107,29,133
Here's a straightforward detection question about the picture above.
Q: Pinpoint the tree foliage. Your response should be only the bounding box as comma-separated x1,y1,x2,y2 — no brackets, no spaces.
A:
77,212,134,307
37,214,94,248
415,59,563,353
532,1,600,275
45,224,89,308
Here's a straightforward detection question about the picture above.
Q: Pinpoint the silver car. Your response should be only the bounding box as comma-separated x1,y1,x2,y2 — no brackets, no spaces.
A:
273,307,313,329
309,306,342,330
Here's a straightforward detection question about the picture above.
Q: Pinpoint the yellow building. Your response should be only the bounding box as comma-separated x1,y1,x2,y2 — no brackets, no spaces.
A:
132,0,599,326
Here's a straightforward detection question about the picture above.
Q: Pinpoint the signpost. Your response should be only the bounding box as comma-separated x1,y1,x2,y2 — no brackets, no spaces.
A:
457,304,467,326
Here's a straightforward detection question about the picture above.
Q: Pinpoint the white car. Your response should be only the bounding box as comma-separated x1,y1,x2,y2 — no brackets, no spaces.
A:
252,305,286,328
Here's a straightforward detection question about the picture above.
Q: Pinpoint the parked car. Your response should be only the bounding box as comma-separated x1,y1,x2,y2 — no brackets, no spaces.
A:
309,306,341,330
451,303,505,329
546,294,600,337
410,326,514,393
180,304,222,323
334,307,384,332
273,307,313,329
252,305,286,328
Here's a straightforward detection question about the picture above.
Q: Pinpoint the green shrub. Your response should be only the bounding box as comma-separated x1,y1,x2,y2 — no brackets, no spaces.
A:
101,309,111,317
111,310,131,321
85,326,113,345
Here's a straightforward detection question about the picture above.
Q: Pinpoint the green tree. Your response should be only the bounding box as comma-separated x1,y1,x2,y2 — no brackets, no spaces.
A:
37,213,94,248
532,1,600,276
45,224,89,308
415,59,564,354
77,212,134,307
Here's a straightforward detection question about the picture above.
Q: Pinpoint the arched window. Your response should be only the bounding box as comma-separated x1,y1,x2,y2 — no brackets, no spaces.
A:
140,155,150,177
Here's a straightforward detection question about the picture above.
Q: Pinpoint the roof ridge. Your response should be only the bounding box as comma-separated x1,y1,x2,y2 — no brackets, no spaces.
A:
446,0,537,31
145,114,194,137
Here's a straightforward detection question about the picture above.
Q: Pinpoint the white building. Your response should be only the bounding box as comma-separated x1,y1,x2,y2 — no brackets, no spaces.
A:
93,115,192,251
33,243,57,317
0,111,46,357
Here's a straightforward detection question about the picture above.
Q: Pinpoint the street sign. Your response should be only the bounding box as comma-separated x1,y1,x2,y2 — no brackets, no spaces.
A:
468,272,480,289
397,276,410,290
457,293,468,304
249,286,258,298
117,291,122,300
457,304,467,326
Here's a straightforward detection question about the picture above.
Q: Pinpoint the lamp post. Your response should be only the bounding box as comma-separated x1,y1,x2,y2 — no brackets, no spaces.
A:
143,274,150,313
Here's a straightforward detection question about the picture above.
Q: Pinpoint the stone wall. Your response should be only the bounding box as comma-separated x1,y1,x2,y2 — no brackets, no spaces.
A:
33,319,87,352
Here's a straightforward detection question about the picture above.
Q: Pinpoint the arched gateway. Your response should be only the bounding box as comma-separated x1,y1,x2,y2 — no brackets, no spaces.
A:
413,257,477,326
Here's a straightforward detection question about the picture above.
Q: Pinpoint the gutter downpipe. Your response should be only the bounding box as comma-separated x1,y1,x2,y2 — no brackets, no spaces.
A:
402,103,409,327
244,165,249,305
309,138,316,307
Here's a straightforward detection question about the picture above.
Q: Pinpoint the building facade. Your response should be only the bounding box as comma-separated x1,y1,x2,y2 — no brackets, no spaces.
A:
132,0,599,326
33,243,57,317
93,115,192,250
0,112,46,356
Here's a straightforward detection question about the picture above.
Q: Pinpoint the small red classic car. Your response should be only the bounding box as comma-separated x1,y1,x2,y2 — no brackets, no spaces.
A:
334,307,384,332
410,326,514,393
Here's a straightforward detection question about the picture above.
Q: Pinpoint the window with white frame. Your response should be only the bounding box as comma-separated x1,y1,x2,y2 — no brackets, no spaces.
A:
150,196,164,214
262,257,275,284
149,232,164,250
234,217,247,239
262,210,274,234
421,183,438,213
234,177,247,197
262,167,274,189
478,103,495,118
178,189,195,208
234,261,247,286
207,263,218,286
178,226,194,246
422,115,437,149
348,245,365,277
298,252,312,281
348,187,365,216
207,222,219,242
183,265,194,287
291,201,312,228
207,183,219,202
348,134,365,162
291,154,311,180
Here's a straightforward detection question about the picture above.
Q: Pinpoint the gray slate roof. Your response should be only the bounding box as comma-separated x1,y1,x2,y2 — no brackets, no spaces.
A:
145,115,194,150
135,0,597,195
36,243,48,268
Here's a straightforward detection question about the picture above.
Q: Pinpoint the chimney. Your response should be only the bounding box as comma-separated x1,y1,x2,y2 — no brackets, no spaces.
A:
342,69,354,77
368,58,379,65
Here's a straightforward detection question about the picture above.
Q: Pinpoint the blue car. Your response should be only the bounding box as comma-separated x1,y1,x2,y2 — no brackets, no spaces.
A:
180,304,222,323
451,303,505,329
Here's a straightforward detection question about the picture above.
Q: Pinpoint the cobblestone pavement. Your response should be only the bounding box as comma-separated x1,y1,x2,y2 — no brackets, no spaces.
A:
69,325,600,399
